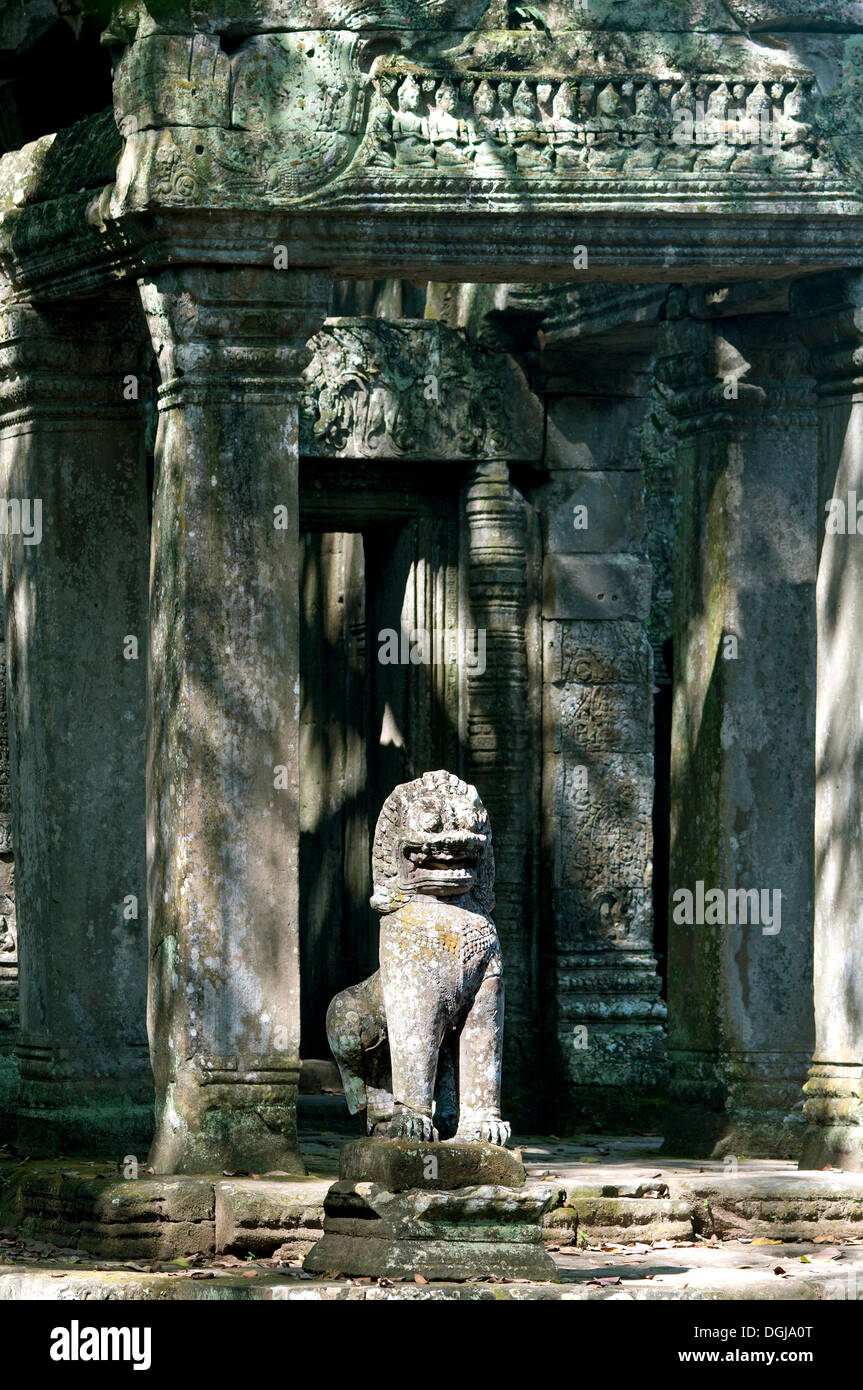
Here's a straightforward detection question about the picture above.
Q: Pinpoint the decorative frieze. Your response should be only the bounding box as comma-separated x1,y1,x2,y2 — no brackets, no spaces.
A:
105,26,856,219
366,68,829,180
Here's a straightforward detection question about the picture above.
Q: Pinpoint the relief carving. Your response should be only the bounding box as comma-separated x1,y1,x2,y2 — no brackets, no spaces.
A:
226,32,368,199
363,65,835,183
301,319,541,460
109,24,849,211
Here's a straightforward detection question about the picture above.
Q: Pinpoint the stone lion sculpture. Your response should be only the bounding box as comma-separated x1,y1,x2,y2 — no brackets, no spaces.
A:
326,769,510,1145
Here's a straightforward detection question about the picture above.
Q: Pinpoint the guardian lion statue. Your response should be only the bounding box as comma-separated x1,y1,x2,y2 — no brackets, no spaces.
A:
326,770,510,1145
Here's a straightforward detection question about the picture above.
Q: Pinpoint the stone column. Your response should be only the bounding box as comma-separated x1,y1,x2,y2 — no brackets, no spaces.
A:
658,300,817,1158
463,459,540,1124
0,299,153,1155
538,355,667,1132
791,271,863,1170
0,626,17,1138
140,266,330,1174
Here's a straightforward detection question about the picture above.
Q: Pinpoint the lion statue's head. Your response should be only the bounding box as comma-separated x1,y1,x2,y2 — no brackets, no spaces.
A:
370,769,495,916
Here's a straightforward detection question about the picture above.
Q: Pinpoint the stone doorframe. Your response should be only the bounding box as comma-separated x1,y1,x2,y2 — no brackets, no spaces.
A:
300,317,545,1124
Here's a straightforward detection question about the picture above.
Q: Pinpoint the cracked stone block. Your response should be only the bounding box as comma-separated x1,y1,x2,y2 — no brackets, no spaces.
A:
215,1179,328,1256
14,1173,215,1259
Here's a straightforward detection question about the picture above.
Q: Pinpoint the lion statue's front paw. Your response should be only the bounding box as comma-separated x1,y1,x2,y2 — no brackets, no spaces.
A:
387,1107,438,1141
456,1117,511,1147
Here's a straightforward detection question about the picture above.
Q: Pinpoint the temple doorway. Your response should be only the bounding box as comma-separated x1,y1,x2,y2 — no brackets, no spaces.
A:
298,473,463,1055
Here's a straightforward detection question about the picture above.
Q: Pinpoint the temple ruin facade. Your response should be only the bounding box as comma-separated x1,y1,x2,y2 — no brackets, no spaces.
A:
0,0,862,1191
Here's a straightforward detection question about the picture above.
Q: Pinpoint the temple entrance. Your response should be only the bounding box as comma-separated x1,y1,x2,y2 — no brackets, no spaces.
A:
298,472,463,1055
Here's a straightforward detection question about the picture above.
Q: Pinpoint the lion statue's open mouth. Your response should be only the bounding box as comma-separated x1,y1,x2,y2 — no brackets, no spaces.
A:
399,830,485,896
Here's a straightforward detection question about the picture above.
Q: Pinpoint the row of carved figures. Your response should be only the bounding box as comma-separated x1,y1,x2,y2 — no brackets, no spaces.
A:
369,72,826,176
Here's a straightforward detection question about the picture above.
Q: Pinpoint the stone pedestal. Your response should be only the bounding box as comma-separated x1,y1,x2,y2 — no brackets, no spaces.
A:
0,298,153,1155
791,271,863,1171
658,301,817,1157
304,1139,558,1282
141,266,330,1174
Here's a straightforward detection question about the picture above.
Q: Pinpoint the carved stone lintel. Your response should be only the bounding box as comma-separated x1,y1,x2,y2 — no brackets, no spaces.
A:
301,319,542,462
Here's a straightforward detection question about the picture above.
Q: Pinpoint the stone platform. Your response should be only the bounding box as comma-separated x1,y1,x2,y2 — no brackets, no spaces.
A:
2,1132,863,1296
2,1232,862,1301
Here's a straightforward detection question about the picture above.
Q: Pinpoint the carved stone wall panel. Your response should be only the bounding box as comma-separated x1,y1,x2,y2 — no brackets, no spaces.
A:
555,1008,668,1095
551,618,653,688
552,886,652,954
552,681,653,756
548,616,654,756
554,751,654,899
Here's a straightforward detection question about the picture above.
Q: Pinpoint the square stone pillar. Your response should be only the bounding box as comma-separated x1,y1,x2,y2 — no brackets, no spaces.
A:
791,271,863,1170
537,356,667,1131
0,298,153,1155
462,459,540,1124
0,627,17,1138
140,266,330,1174
658,299,817,1157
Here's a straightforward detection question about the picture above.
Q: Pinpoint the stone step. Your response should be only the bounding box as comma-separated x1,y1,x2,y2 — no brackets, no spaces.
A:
5,1152,863,1258
1,1247,860,1301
